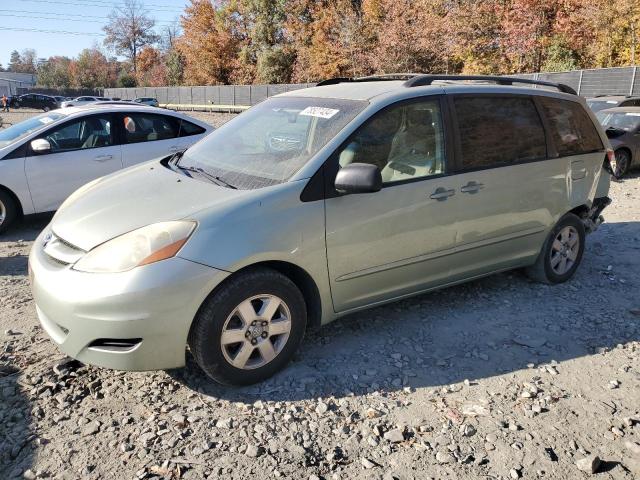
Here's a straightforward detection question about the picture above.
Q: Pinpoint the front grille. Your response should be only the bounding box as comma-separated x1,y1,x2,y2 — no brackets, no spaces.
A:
42,232,85,266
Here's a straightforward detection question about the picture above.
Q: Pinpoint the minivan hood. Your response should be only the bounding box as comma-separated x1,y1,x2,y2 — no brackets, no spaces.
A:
52,160,245,251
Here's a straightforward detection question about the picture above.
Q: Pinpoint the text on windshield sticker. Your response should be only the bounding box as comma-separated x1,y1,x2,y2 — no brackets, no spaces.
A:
299,107,339,119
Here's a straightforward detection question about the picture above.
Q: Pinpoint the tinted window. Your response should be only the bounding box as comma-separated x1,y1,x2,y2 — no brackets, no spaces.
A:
336,98,446,183
179,119,206,137
41,115,112,152
123,113,178,143
539,97,603,156
454,96,546,169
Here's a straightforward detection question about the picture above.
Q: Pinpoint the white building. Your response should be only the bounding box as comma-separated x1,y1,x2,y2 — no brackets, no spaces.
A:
0,72,37,96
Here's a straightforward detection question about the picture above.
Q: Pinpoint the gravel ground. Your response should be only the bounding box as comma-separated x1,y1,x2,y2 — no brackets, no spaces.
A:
1,122,640,479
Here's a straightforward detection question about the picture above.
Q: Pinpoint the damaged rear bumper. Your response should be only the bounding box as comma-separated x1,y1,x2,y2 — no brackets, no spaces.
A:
582,196,612,233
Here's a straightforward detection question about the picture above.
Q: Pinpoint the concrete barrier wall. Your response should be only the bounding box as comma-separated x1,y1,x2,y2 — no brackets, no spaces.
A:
103,68,640,109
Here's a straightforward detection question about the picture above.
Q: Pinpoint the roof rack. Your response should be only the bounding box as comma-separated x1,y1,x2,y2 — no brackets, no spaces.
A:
403,75,577,95
316,73,421,86
316,74,577,95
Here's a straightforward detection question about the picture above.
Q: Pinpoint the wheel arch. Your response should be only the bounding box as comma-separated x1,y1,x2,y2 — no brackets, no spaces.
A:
198,261,323,332
0,184,24,219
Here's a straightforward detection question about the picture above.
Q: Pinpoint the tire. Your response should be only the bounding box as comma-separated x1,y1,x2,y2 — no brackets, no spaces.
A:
526,213,585,284
188,268,307,385
0,190,18,234
43,106,50,112
614,149,631,178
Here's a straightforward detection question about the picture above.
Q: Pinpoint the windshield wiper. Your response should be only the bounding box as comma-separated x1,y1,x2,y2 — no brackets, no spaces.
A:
175,164,238,189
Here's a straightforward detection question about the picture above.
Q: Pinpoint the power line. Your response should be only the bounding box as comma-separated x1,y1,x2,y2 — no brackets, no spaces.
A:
17,0,185,13
2,10,176,23
3,11,181,24
0,26,104,36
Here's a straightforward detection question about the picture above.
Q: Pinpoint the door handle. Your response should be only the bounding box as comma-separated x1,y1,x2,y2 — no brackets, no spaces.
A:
429,187,455,200
460,181,484,193
93,154,113,162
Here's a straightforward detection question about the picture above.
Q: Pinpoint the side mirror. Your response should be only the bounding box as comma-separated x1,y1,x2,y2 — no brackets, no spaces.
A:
335,163,382,194
30,138,51,154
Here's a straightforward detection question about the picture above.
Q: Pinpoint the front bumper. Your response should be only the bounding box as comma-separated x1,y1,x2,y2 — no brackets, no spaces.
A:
29,229,229,371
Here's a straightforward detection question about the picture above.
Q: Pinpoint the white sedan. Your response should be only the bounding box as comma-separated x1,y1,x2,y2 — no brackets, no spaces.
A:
0,104,213,232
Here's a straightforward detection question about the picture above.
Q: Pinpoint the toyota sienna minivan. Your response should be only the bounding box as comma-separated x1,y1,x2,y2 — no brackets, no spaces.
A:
29,75,613,385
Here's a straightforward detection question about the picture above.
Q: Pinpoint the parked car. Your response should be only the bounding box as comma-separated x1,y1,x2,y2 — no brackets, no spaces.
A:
596,106,640,176
587,95,640,113
60,96,111,108
134,97,160,107
14,93,59,111
53,96,67,108
0,104,212,232
28,75,612,385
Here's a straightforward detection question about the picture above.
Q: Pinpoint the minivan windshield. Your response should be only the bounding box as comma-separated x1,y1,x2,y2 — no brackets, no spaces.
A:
0,112,66,148
178,96,367,189
596,111,640,131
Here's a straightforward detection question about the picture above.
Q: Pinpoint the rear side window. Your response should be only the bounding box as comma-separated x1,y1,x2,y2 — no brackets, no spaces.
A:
454,96,546,169
122,113,179,143
539,97,603,156
179,119,206,137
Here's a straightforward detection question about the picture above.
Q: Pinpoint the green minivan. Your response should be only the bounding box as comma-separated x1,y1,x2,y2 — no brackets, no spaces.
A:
29,75,613,385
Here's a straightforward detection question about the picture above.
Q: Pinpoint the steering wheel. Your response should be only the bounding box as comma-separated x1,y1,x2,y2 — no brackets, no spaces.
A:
46,136,60,150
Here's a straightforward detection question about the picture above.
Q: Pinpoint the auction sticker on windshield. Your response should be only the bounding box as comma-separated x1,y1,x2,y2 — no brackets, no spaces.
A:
299,106,339,119
39,117,55,124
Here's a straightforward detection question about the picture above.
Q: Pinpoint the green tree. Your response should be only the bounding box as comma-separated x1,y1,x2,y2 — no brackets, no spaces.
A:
37,56,73,88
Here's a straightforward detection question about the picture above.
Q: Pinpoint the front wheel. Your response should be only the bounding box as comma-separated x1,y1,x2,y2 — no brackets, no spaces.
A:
188,268,307,385
0,190,18,234
525,213,585,284
43,106,50,112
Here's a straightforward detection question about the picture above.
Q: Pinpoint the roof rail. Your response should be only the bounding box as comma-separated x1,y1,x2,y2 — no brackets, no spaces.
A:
403,75,577,95
316,73,420,87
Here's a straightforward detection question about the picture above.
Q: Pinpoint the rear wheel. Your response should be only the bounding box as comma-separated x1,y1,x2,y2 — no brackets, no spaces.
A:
0,190,18,234
188,268,307,385
526,213,585,284
615,149,631,178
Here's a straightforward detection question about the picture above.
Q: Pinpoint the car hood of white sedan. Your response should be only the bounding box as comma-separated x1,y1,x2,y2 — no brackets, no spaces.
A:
51,160,246,252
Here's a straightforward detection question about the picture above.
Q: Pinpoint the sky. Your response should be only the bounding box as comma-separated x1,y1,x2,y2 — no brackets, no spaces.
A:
0,0,190,68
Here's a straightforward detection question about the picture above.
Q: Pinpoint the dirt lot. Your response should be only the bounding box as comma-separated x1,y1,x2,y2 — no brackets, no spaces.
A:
1,112,639,479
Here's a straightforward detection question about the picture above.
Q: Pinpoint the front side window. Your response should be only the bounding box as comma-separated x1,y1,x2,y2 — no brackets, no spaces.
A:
179,96,367,189
41,115,112,153
454,96,546,170
123,113,178,143
539,97,603,156
335,99,445,183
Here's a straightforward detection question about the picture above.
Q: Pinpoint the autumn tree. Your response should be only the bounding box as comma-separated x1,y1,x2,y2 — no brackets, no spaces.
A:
103,0,159,78
178,0,239,84
8,49,38,73
71,48,114,89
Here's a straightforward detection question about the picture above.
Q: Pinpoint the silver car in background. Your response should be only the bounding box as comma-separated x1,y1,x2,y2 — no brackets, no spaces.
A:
60,96,112,108
29,75,612,386
595,107,640,177
0,105,212,232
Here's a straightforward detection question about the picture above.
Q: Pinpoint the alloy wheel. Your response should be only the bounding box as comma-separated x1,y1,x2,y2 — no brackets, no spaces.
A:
550,225,580,275
220,294,292,370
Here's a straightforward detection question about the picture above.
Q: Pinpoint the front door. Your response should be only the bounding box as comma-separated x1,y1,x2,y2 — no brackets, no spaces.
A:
325,96,458,312
25,113,123,212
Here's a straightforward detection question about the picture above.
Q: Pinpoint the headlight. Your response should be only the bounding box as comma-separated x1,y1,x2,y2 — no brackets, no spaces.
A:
73,221,196,273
